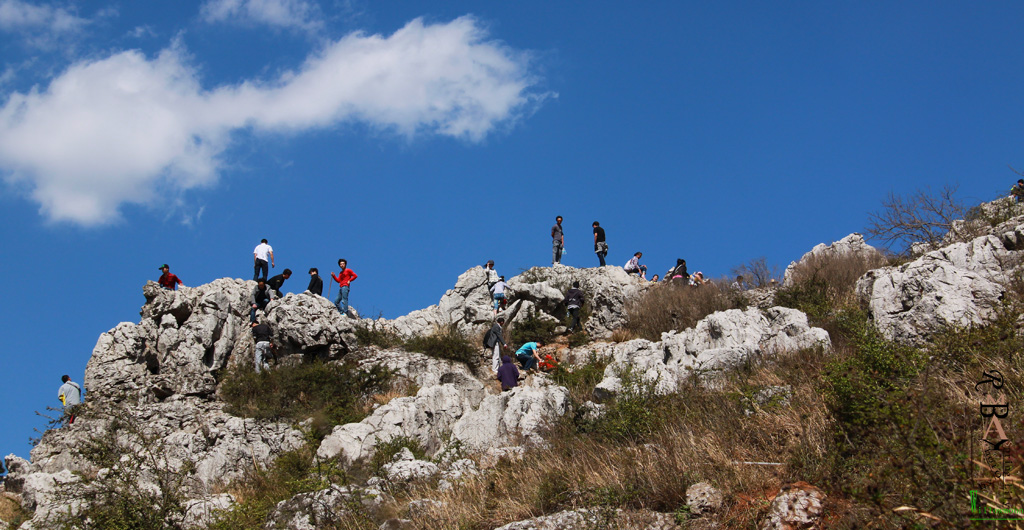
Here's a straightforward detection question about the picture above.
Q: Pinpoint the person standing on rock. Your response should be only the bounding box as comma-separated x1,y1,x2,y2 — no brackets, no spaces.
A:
563,281,585,333
331,259,358,316
251,321,273,373
157,264,184,290
58,375,82,425
593,221,608,266
552,215,564,265
516,342,543,371
268,269,292,298
250,279,277,323
253,239,275,281
1012,179,1024,203
485,260,499,290
624,252,648,279
497,355,519,391
484,317,508,372
490,276,510,316
307,268,323,296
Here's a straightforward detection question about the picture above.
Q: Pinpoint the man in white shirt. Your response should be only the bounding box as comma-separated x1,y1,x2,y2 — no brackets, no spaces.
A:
253,238,275,281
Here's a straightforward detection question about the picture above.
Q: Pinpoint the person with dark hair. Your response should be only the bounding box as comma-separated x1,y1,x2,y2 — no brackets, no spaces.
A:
268,269,292,297
250,279,277,322
624,252,648,279
331,259,358,315
484,260,499,290
593,221,607,266
490,275,509,316
58,375,82,424
651,274,660,282
307,268,323,296
666,259,689,283
563,281,585,333
157,264,184,290
484,317,508,372
1012,179,1024,203
552,215,564,264
253,238,274,281
516,342,543,371
251,320,273,373
496,355,519,391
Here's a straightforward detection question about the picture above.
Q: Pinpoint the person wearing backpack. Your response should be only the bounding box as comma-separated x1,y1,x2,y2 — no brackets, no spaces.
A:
490,276,510,316
563,281,585,333
58,375,83,425
484,317,508,372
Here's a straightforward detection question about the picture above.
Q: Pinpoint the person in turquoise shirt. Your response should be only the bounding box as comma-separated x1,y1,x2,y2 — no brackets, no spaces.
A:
516,342,542,371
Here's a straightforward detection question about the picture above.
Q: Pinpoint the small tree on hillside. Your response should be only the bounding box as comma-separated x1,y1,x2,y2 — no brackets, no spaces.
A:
731,257,780,288
864,184,968,254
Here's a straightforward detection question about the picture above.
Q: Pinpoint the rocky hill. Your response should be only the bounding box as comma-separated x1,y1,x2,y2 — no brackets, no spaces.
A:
5,201,1024,529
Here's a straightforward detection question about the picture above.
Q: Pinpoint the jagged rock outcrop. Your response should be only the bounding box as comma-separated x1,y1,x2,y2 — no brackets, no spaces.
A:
317,371,569,464
593,307,830,399
381,265,647,340
783,233,884,287
264,484,389,530
857,228,1022,344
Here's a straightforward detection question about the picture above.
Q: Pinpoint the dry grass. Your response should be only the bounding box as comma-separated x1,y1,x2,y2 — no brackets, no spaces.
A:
775,252,889,322
621,282,743,341
0,493,28,526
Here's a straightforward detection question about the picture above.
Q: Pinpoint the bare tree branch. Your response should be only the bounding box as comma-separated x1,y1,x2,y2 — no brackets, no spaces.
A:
864,184,967,254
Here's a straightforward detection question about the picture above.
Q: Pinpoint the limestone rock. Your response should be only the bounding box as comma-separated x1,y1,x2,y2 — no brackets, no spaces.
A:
494,509,681,530
857,231,1017,344
760,482,826,530
381,448,440,482
594,307,830,399
182,494,235,529
265,485,389,530
686,482,723,516
783,233,884,287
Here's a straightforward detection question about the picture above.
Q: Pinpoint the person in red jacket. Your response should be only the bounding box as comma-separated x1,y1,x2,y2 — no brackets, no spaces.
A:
157,264,184,290
331,258,358,315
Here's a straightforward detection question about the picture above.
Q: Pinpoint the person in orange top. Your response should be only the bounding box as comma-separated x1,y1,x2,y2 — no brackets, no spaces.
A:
331,258,358,315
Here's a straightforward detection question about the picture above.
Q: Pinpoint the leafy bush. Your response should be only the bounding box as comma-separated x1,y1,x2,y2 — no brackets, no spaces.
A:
575,369,669,443
220,359,392,439
353,320,403,349
510,306,559,345
368,436,427,476
621,282,739,341
550,354,610,403
404,324,478,373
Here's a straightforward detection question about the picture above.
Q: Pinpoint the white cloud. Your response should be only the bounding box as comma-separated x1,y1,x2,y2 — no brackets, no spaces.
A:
200,0,322,32
0,0,88,39
0,16,546,225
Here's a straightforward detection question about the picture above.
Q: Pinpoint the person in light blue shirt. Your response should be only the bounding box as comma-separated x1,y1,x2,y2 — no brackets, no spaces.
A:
490,276,509,315
516,342,542,371
58,375,83,424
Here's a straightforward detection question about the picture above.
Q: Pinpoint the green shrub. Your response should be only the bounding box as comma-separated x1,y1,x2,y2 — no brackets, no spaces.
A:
353,321,403,349
576,368,670,443
404,324,478,373
510,306,559,345
220,359,392,439
551,354,610,403
368,436,427,476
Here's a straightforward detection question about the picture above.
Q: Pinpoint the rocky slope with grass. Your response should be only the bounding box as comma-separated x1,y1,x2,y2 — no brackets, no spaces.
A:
7,203,1024,529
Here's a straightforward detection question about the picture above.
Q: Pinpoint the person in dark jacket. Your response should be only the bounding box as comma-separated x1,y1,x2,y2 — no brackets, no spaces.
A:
563,281,585,333
484,317,508,372
250,279,277,322
251,320,274,373
268,269,292,297
496,355,519,391
307,268,323,296
666,259,689,283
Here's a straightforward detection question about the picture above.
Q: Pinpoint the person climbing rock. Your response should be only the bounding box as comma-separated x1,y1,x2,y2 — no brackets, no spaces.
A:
58,375,82,425
251,320,273,373
485,260,499,290
331,259,358,315
157,264,183,290
552,215,564,265
268,269,292,297
253,238,274,281
497,355,519,391
593,221,608,266
516,341,543,371
250,279,277,323
484,317,508,372
490,275,510,316
563,281,585,333
307,268,323,296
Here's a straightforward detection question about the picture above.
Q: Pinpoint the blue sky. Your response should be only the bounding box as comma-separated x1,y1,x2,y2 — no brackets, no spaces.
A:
1,0,1020,463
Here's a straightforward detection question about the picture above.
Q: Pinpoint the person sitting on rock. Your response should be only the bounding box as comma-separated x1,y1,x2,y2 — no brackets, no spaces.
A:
251,320,273,373
563,281,585,333
58,375,82,425
490,276,510,316
1012,179,1024,203
667,259,689,283
496,355,519,391
250,279,277,323
691,271,708,286
157,264,183,290
731,275,745,290
624,252,648,279
516,342,543,371
307,268,323,296
484,317,509,372
268,268,292,298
